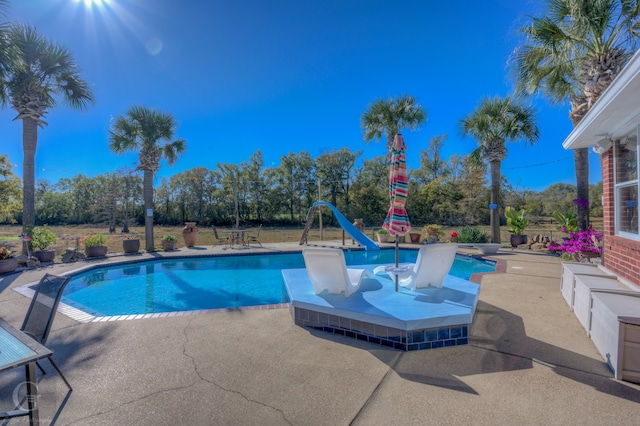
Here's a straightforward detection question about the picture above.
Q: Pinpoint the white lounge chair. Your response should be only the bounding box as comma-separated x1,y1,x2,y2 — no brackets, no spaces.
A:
302,248,370,297
374,243,458,290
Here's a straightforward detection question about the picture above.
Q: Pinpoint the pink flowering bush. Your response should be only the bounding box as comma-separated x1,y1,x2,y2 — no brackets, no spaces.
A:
548,228,603,260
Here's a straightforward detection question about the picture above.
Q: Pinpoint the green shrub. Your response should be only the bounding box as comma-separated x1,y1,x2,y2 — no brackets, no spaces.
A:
162,235,178,242
30,226,58,250
457,226,490,244
82,233,108,247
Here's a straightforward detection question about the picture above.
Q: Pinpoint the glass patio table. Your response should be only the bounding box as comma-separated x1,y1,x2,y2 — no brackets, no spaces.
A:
0,317,52,425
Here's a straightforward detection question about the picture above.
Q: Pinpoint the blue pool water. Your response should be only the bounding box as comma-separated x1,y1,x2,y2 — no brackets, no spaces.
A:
62,250,495,316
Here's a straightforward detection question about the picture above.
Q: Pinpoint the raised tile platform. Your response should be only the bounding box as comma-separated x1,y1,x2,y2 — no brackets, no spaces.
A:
282,264,481,351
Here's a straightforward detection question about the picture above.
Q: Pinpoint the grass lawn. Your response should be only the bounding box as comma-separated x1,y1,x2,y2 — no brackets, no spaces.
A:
0,218,602,258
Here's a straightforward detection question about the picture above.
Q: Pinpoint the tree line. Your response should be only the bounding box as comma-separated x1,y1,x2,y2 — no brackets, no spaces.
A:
0,146,603,230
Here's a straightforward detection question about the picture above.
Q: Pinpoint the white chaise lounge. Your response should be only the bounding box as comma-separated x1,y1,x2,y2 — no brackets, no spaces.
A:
373,243,458,290
302,248,370,297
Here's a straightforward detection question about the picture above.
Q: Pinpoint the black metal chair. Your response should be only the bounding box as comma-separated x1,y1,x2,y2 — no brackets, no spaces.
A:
21,273,73,391
247,224,262,247
212,226,230,247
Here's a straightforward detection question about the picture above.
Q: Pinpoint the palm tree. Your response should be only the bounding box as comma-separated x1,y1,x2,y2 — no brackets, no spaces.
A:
108,106,186,251
361,94,427,150
512,0,640,231
460,96,539,244
0,0,10,74
1,24,94,233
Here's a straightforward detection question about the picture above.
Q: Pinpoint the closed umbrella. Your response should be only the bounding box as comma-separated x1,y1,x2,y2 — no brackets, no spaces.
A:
382,134,411,291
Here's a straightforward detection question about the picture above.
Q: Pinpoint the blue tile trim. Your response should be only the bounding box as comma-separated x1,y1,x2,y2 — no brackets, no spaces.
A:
294,307,471,351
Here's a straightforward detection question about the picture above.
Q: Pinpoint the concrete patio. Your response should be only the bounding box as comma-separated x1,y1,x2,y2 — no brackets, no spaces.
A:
1,243,639,425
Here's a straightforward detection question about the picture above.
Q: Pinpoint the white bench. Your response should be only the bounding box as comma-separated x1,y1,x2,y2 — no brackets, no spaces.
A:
560,262,616,310
589,291,640,384
573,275,626,335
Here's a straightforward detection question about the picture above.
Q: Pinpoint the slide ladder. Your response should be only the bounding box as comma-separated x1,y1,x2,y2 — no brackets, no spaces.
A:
299,205,318,245
299,201,379,250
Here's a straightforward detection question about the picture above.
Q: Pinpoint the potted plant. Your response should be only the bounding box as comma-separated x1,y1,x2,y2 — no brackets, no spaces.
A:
82,233,108,258
457,226,490,244
548,228,603,261
421,224,443,243
0,247,18,274
30,225,58,262
450,231,458,243
376,228,389,243
122,235,140,254
162,235,177,251
505,206,529,247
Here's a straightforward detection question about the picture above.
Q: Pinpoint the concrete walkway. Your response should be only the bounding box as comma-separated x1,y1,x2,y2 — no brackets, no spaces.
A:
1,243,639,425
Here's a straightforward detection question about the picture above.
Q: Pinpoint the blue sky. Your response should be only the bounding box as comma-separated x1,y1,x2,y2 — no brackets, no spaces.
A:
2,0,603,191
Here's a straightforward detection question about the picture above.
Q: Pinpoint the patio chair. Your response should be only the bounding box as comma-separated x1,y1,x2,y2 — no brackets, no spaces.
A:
302,248,370,297
212,226,230,247
20,273,73,391
247,224,262,247
374,243,458,290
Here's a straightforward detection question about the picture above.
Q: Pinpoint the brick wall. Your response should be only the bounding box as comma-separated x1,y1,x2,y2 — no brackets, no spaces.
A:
601,147,640,289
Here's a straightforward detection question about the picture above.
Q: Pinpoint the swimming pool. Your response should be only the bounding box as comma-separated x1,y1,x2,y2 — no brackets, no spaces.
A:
62,250,495,317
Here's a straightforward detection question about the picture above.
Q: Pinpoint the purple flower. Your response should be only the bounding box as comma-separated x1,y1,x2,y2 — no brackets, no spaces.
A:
548,228,603,256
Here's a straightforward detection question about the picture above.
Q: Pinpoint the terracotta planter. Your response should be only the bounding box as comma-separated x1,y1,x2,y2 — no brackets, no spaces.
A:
162,240,176,251
85,245,108,258
0,258,18,274
122,239,140,254
182,222,198,247
34,249,56,263
409,233,421,243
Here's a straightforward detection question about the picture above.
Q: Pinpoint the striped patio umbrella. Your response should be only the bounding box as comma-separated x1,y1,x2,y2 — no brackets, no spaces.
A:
382,134,411,291
382,133,411,236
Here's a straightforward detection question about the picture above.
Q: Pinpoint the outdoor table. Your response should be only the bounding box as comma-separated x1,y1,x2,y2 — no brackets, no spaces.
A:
383,265,413,292
221,230,249,248
0,317,52,426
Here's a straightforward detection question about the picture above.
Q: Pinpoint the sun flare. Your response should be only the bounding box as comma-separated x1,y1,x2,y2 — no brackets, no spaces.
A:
75,0,109,7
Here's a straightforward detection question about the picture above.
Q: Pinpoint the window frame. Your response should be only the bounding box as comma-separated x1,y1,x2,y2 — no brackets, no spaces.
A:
614,125,640,239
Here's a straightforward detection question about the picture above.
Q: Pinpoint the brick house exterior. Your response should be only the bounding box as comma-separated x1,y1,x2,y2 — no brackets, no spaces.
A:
563,50,640,290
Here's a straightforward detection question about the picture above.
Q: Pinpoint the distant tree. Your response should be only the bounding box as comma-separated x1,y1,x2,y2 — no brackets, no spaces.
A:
350,156,388,225
460,96,539,243
242,151,269,223
274,152,316,223
361,94,427,151
109,106,186,251
1,24,94,234
512,0,640,231
316,148,361,218
0,154,22,223
412,134,451,185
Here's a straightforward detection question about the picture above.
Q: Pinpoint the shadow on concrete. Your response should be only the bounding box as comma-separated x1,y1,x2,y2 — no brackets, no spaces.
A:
307,299,640,402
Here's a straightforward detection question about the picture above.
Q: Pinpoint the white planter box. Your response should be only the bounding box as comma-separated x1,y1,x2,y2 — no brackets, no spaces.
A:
561,263,616,311
589,291,640,383
573,275,626,334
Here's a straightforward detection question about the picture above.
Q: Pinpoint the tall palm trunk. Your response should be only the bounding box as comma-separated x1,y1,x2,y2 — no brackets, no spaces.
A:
22,117,38,232
489,159,501,244
570,100,590,232
574,148,590,230
143,169,155,251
